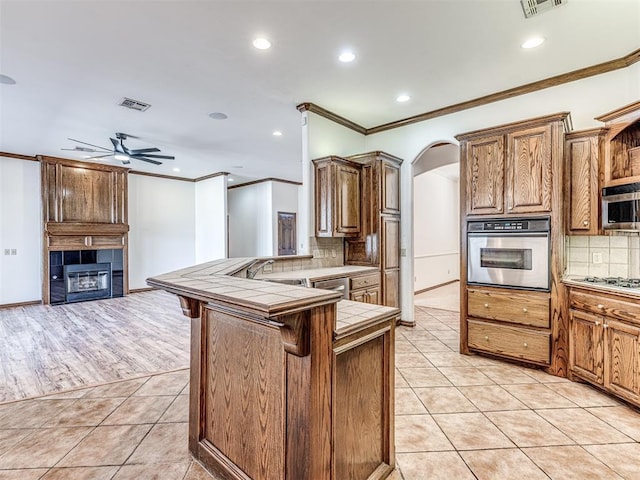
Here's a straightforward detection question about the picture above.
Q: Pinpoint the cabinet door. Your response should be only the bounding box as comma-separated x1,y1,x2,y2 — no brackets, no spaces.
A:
506,124,552,214
365,287,381,305
569,310,604,384
381,216,400,270
383,269,399,308
350,290,366,303
567,136,599,234
335,163,361,235
381,161,400,214
465,135,504,215
604,318,640,403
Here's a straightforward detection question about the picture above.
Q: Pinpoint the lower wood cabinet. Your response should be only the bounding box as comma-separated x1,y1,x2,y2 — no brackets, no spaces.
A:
569,286,640,406
466,286,551,365
350,272,381,305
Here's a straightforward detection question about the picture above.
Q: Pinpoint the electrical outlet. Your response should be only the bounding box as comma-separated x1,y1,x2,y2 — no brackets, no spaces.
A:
3,249,9,256
592,252,603,264
331,249,336,258
10,249,17,256
263,262,273,273
400,248,407,257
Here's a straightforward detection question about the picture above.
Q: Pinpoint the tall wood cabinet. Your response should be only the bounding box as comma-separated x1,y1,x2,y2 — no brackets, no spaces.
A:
344,152,403,310
565,129,606,235
457,113,570,376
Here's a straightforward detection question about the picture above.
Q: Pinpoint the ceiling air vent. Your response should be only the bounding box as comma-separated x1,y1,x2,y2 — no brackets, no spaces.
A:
118,97,151,112
521,0,567,18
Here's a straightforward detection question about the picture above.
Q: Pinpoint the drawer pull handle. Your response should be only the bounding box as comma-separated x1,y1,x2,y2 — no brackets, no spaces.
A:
484,303,489,308
522,308,528,313
484,335,489,341
523,342,528,348
583,220,589,226
597,304,605,310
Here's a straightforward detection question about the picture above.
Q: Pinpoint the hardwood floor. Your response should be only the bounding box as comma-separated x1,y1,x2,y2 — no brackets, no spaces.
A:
0,291,190,403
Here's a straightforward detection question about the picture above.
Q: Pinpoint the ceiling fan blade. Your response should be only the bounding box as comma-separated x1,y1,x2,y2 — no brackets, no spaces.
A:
68,138,111,151
61,147,97,152
86,154,115,160
137,157,163,165
128,147,161,155
134,154,175,160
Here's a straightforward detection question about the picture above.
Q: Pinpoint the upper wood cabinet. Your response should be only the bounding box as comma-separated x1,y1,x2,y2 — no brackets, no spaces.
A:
464,135,505,215
595,101,640,188
313,156,361,237
565,129,605,235
457,113,569,216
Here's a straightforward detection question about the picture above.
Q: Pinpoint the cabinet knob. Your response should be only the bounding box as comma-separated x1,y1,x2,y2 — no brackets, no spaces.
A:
595,320,601,326
522,308,528,313
484,303,489,308
604,323,609,329
597,304,605,310
523,342,528,348
583,220,589,226
484,335,489,341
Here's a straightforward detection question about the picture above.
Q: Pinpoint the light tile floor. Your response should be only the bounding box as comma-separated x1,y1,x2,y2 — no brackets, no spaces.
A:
1,305,640,479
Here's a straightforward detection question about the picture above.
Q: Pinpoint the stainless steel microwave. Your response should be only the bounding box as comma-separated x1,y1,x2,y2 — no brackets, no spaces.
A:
602,182,640,230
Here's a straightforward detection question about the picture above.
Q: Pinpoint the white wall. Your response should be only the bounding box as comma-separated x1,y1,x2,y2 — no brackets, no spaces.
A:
195,175,228,263
271,182,299,255
227,182,272,257
128,174,196,290
413,169,459,291
0,156,41,304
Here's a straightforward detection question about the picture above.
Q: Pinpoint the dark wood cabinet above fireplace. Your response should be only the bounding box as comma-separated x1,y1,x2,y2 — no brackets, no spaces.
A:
40,156,130,304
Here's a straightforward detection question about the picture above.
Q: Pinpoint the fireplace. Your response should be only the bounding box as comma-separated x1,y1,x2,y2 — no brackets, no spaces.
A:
49,249,124,305
64,263,111,303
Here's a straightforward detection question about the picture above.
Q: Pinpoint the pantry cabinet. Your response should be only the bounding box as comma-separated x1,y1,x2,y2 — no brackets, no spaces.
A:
564,129,605,235
569,286,640,406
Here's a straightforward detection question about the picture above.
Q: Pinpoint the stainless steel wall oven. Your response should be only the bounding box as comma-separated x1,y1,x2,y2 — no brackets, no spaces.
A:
467,217,550,291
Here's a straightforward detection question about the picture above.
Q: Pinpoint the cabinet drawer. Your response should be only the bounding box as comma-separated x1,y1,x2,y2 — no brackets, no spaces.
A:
350,272,380,291
48,236,87,248
468,319,550,365
91,235,124,248
570,289,640,324
468,288,550,328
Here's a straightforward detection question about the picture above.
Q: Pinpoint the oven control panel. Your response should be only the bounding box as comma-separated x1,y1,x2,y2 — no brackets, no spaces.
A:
483,221,528,231
467,217,550,233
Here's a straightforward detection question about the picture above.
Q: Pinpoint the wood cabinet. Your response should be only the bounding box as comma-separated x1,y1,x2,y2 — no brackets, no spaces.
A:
466,287,551,365
458,114,568,216
595,101,640,187
565,129,605,235
313,156,361,237
350,272,381,305
344,152,403,311
569,286,640,406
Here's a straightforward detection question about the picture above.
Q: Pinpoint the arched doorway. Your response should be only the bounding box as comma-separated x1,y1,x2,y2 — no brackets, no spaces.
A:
412,141,460,312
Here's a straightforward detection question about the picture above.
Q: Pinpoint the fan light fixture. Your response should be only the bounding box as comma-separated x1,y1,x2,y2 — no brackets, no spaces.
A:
114,154,130,161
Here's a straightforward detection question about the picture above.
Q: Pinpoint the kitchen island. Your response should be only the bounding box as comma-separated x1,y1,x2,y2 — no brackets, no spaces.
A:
147,257,399,480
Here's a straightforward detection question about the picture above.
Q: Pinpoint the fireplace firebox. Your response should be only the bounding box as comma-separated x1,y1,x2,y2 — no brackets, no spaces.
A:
64,263,112,303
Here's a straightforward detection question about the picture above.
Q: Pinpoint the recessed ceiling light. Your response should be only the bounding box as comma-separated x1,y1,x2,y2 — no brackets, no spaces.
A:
228,178,234,182
172,167,180,172
114,154,129,161
272,130,283,136
232,165,243,169
253,38,271,50
0,74,16,85
522,37,545,49
209,112,228,120
396,94,411,103
339,51,356,63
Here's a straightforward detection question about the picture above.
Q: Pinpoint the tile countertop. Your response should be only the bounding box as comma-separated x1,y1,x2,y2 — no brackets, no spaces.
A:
255,265,379,284
147,258,397,324
563,275,640,299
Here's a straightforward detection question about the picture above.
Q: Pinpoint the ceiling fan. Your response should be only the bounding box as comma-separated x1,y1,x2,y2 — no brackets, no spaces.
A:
62,132,175,165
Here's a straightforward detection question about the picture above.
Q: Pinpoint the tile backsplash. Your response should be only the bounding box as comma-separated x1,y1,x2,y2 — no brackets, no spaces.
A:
566,235,640,278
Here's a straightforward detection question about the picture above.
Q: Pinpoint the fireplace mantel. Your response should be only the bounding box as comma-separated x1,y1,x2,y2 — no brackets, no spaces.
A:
40,155,129,304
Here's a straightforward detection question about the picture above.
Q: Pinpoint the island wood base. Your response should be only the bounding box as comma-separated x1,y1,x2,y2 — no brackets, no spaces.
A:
183,298,396,480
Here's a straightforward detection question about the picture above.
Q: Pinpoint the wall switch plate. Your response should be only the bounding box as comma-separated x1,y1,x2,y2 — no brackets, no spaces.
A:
3,249,9,256
400,248,407,257
262,263,273,273
592,252,603,264
10,249,17,255
331,249,336,258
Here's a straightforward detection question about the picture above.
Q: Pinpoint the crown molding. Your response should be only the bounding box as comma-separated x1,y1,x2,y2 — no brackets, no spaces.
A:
301,47,640,136
0,151,38,161
228,177,302,190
